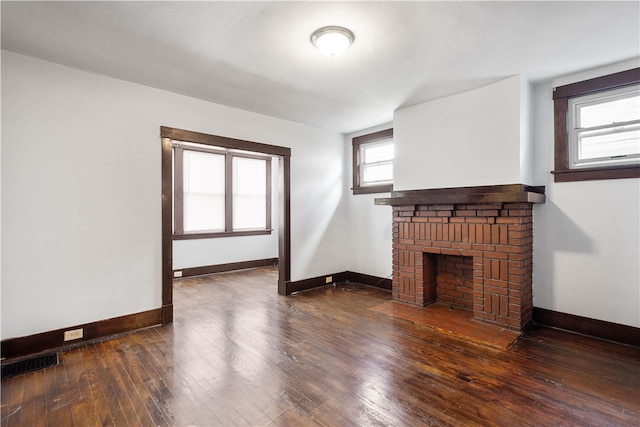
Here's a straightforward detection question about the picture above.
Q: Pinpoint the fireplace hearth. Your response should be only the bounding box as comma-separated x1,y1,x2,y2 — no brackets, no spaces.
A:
376,184,545,331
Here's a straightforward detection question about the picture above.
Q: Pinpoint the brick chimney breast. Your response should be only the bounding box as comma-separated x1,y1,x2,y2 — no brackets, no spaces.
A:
376,184,545,331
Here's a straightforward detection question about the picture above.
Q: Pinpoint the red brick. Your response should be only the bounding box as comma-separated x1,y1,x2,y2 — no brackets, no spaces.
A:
492,294,500,314
440,248,462,256
492,259,501,279
433,241,452,248
497,316,522,328
503,203,531,210
395,205,416,212
509,275,525,284
499,225,508,245
509,266,524,275
484,293,492,312
428,204,454,211
483,224,491,243
421,225,430,241
508,230,525,239
393,216,412,222
443,224,450,241
408,223,415,239
451,242,473,250
483,258,491,275
472,244,496,251
399,270,415,279
485,278,508,288
509,291,522,300
500,260,508,280
497,246,522,253
466,203,502,210
508,209,532,217
495,217,522,224
414,239,431,248
451,223,460,242
484,251,508,260
491,225,499,245
467,217,489,224
412,217,430,223
485,285,509,296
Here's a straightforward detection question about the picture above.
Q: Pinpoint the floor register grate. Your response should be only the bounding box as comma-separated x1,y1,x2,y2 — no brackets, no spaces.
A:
1,352,59,379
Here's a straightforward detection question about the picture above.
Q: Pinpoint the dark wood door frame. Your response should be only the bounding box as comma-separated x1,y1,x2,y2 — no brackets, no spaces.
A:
160,126,292,323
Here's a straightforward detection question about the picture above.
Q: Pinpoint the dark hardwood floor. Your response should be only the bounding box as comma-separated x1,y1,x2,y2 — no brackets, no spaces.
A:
2,266,639,426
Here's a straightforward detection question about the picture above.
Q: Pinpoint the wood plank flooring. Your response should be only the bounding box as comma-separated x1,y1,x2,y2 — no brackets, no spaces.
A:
2,266,639,426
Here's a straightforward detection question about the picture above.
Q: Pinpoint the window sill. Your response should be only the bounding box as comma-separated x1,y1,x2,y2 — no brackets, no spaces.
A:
173,229,273,240
352,184,393,195
551,165,640,182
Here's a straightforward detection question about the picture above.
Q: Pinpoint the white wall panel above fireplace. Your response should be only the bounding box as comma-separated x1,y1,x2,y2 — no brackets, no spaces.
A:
393,75,531,191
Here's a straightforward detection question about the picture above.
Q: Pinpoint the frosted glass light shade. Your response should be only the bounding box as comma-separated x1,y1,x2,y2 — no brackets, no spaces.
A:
311,26,354,57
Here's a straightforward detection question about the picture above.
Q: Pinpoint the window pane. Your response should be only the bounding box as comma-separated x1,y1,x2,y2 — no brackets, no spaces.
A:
364,163,393,184
233,157,266,230
578,92,640,128
183,151,225,232
578,126,640,160
363,142,394,163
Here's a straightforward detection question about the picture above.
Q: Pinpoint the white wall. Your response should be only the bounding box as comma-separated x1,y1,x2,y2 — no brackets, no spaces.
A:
532,59,640,327
1,51,346,339
345,123,393,279
172,159,279,270
393,75,531,191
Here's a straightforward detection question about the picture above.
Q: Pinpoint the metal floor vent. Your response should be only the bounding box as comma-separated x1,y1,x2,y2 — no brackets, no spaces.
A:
1,352,58,379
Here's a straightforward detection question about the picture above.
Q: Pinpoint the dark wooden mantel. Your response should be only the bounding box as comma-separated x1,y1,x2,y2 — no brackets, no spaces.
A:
374,184,545,206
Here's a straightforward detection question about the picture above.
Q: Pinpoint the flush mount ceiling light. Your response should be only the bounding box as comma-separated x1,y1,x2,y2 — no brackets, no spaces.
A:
310,26,355,58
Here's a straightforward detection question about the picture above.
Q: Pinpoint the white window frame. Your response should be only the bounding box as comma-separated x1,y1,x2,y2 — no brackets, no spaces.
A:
568,84,640,169
360,139,394,186
173,142,272,239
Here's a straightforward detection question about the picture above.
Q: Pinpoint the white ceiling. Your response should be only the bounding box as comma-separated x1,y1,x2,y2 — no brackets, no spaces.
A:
2,1,639,134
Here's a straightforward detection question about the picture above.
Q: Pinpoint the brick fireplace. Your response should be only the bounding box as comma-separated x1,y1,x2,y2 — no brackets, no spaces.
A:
376,184,545,331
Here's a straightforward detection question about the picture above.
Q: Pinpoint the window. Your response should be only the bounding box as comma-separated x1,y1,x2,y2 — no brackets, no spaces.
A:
173,142,271,239
553,68,640,182
352,128,394,194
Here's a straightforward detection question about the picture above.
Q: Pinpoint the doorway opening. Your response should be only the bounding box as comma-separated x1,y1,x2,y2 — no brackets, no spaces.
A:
160,126,291,324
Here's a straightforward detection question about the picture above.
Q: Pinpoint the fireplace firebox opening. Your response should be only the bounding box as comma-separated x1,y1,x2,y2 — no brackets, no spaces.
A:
423,253,474,310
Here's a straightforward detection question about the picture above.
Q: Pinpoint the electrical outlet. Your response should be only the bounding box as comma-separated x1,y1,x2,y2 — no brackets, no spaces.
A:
325,276,333,284
64,328,83,341
174,270,183,278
